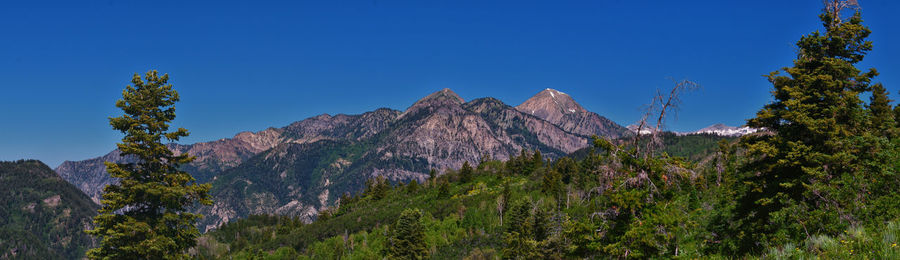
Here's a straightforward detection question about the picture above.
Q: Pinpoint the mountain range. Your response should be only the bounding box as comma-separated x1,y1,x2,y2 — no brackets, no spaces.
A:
56,88,628,230
627,123,759,137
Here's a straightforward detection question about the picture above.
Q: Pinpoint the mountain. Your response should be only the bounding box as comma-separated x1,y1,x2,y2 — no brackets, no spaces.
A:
0,160,98,259
56,128,288,204
197,89,604,230
625,123,759,137
515,88,627,138
55,88,626,231
680,124,758,137
626,124,658,135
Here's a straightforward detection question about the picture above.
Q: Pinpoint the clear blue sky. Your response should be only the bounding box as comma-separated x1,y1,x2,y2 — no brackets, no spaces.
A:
2,0,898,167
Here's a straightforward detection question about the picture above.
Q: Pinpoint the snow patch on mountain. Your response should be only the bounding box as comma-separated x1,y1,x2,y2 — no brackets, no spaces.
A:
680,124,759,137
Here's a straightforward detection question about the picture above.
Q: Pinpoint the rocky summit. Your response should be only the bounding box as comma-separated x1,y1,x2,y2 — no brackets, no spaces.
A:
516,88,626,138
55,88,626,230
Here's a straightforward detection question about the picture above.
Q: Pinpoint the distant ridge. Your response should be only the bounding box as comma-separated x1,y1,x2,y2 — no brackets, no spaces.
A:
626,123,759,137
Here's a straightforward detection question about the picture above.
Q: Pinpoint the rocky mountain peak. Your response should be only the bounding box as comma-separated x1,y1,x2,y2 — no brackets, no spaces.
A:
414,88,464,106
401,88,465,118
515,88,586,124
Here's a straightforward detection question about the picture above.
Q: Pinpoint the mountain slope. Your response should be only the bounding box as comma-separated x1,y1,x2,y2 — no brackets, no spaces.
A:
0,160,98,260
57,88,626,231
515,88,627,138
56,109,402,204
197,89,611,230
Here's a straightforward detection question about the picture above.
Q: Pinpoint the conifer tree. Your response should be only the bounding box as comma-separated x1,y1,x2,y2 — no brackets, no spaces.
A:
406,179,420,194
733,1,894,251
437,179,451,199
365,176,389,200
552,157,578,184
428,168,437,183
894,105,900,128
530,150,543,174
869,83,895,136
459,161,474,183
388,208,428,259
87,70,211,259
541,169,562,198
505,198,532,236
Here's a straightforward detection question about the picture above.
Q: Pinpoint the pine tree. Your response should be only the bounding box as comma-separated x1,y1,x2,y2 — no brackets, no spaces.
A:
437,179,451,199
869,83,895,136
459,161,474,183
505,198,532,236
365,176,389,200
552,157,578,184
406,179,420,194
86,70,212,259
733,2,891,251
530,150,543,174
894,105,900,128
541,169,561,198
388,208,428,259
428,168,437,183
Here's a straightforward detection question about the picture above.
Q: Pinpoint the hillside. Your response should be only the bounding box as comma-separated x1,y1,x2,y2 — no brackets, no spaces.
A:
194,137,736,258
0,160,98,260
196,89,613,230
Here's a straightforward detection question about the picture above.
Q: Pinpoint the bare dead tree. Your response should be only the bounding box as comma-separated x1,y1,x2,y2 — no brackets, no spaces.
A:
632,79,700,157
823,0,861,26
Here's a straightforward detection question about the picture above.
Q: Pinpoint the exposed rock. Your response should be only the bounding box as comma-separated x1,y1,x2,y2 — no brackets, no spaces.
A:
516,88,627,138
42,195,61,208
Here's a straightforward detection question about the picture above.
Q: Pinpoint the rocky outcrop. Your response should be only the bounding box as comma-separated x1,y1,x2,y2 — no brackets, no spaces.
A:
516,88,627,138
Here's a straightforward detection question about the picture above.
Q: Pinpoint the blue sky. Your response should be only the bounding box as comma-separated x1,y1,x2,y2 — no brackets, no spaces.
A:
1,0,898,167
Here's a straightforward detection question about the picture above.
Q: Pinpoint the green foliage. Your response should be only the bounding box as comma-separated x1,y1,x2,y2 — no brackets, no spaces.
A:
86,70,212,259
762,221,900,258
0,160,99,259
460,161,474,183
365,175,390,200
387,208,428,259
731,6,900,254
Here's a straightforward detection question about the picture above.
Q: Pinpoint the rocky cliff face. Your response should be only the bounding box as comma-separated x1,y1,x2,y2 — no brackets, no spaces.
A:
55,150,128,205
516,88,627,138
56,88,626,231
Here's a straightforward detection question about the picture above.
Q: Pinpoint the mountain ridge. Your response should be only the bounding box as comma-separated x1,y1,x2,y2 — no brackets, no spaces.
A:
55,88,627,230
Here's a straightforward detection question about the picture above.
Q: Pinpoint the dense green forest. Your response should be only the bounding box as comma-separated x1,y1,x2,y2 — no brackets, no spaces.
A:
0,160,98,259
193,135,900,259
192,4,900,258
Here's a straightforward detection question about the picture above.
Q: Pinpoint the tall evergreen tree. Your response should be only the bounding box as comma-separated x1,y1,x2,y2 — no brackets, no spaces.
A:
387,208,428,259
732,2,895,252
869,83,895,136
459,161,474,183
86,70,212,259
